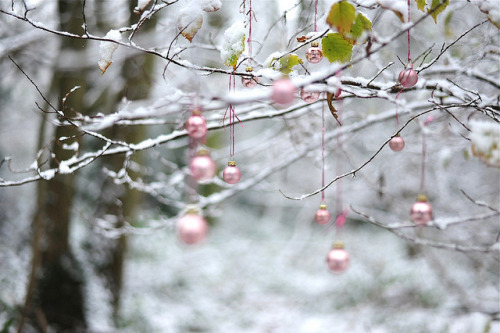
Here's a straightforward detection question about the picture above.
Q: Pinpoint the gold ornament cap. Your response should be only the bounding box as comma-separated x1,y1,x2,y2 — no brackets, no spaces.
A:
416,194,428,202
245,66,254,72
333,241,345,249
319,204,327,210
197,149,210,156
227,160,237,167
311,41,320,47
185,204,201,215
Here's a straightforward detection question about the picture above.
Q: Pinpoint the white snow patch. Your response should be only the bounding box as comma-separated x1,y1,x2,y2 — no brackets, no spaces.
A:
98,29,122,73
220,20,246,66
62,142,79,151
470,120,500,167
196,0,221,12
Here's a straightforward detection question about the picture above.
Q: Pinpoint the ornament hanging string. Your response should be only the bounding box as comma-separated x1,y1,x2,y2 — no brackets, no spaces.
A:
314,0,319,32
407,0,411,63
321,91,326,202
335,71,348,236
420,116,434,193
241,0,257,66
223,73,243,158
394,0,413,128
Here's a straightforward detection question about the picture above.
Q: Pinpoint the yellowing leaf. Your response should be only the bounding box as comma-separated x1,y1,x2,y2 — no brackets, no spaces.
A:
415,0,426,12
321,33,353,63
428,0,449,23
278,54,302,75
326,1,356,34
350,13,372,41
177,11,204,42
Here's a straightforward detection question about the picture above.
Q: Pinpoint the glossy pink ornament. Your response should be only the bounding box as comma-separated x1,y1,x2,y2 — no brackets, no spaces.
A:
410,194,433,225
223,161,241,184
190,151,216,181
177,213,208,245
185,111,207,139
300,89,320,104
305,42,323,64
241,66,258,88
398,64,418,88
272,78,297,105
326,242,349,273
314,204,331,225
389,135,405,152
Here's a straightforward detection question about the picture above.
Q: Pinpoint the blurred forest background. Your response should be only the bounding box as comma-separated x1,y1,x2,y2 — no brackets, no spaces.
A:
0,0,499,332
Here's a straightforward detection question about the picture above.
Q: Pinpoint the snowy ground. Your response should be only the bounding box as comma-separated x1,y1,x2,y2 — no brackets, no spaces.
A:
108,203,499,333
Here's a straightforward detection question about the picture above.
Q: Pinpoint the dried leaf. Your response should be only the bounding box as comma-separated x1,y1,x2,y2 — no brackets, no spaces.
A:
177,11,204,43
377,0,405,22
98,30,122,74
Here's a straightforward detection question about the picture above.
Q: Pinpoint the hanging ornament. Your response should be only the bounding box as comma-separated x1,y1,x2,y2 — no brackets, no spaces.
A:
272,78,297,105
190,149,216,181
241,66,258,88
223,160,241,184
177,211,208,244
314,203,331,225
410,195,433,225
300,88,321,104
398,63,418,88
389,134,405,152
326,241,349,273
185,108,208,139
305,41,323,64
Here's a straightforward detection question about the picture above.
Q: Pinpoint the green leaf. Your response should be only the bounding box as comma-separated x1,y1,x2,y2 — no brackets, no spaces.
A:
350,12,372,40
444,10,453,36
326,1,356,34
321,33,353,63
278,54,303,74
428,0,449,23
415,0,426,12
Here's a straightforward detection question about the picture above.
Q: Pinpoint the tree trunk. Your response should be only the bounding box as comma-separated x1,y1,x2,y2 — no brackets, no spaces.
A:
30,0,87,331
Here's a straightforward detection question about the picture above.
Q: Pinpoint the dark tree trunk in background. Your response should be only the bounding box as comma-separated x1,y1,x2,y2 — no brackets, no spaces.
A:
91,2,156,323
31,0,87,331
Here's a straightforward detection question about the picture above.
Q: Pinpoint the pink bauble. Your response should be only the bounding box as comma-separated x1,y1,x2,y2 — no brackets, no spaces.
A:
410,200,433,225
306,46,323,64
326,248,349,273
186,114,207,139
389,136,405,152
315,207,331,225
223,164,241,184
272,79,297,105
300,89,320,104
177,213,208,245
398,66,418,88
190,154,216,181
242,76,258,88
